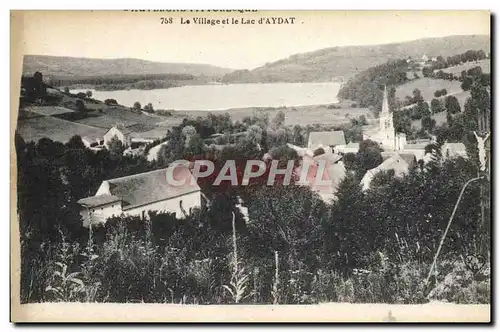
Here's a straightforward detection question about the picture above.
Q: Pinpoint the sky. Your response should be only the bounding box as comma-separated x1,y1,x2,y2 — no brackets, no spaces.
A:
15,10,490,70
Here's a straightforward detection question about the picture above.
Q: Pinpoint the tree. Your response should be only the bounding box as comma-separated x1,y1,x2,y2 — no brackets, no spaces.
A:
33,71,46,97
86,90,93,98
422,67,433,78
323,173,369,271
105,99,118,105
446,112,453,126
354,139,383,179
292,125,304,146
272,111,286,129
144,103,154,113
247,185,325,272
75,99,86,113
66,135,86,150
246,125,263,146
412,89,424,104
108,136,125,158
133,101,142,111
445,95,461,115
421,116,436,132
313,147,325,156
184,134,205,159
430,98,443,114
418,102,431,118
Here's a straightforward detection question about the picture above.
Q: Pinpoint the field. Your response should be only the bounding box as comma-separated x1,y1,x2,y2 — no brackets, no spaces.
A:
395,78,463,102
175,104,375,127
69,108,175,129
440,59,490,75
25,106,75,116
410,111,449,130
16,115,108,143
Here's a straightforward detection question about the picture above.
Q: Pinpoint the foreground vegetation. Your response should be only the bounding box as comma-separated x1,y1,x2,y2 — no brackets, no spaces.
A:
17,110,490,304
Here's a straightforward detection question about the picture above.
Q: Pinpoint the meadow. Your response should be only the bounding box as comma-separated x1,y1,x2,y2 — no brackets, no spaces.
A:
176,104,374,127
395,78,463,102
440,59,490,75
16,114,108,143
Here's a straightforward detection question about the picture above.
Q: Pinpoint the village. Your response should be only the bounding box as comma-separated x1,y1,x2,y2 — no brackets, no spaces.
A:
14,20,491,308
72,85,471,227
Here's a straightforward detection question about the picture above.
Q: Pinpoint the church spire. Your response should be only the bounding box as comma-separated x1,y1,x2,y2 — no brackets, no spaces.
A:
381,85,390,115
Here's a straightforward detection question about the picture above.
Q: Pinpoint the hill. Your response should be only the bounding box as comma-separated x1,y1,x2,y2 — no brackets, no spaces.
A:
395,78,463,103
441,59,490,75
222,35,490,83
22,55,235,78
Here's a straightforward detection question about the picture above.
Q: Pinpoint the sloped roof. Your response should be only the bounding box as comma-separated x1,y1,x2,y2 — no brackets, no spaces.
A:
147,141,169,162
345,142,360,149
308,131,346,147
105,124,132,136
404,143,428,150
442,143,467,157
104,166,200,210
78,194,121,208
381,151,398,161
313,152,342,164
397,153,417,166
366,154,410,179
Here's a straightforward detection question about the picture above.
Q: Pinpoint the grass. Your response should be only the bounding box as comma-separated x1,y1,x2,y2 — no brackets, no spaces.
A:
25,106,76,116
395,78,463,103
17,88,183,143
72,108,170,129
16,115,108,143
410,111,452,130
175,104,374,127
440,59,490,75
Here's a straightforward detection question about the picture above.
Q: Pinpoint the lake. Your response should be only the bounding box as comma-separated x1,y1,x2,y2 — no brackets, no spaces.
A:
72,82,341,111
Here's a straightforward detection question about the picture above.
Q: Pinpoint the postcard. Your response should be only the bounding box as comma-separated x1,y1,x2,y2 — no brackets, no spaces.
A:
10,10,491,323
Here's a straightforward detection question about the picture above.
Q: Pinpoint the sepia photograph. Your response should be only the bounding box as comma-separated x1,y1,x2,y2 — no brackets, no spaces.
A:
10,10,491,322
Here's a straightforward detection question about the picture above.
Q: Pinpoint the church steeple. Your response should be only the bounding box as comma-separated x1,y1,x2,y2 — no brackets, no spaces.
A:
379,85,394,136
381,85,390,115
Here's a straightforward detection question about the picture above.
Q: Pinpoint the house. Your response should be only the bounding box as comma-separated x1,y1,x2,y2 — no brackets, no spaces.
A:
441,143,467,160
307,131,346,153
147,141,169,162
81,136,105,151
361,154,410,191
78,195,123,227
286,143,314,157
337,142,360,154
78,165,202,227
104,125,132,149
295,152,346,202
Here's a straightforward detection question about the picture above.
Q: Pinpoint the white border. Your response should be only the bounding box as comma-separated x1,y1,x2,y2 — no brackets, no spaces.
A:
4,2,498,330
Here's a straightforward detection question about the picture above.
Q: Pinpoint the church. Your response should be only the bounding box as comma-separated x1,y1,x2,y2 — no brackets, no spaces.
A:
362,86,407,151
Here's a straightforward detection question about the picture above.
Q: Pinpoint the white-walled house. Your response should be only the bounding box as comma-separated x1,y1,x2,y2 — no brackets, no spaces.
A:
78,195,123,227
78,165,202,227
307,131,346,154
361,154,411,191
81,136,105,152
441,143,467,160
104,125,132,149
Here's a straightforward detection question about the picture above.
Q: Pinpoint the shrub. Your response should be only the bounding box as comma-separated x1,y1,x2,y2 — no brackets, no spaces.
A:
313,147,325,156
104,99,118,105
